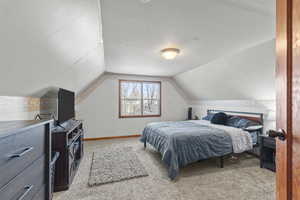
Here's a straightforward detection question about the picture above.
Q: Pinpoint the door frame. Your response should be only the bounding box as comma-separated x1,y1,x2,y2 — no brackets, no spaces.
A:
276,0,299,199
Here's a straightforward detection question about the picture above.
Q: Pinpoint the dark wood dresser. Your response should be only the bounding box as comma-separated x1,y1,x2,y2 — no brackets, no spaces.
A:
0,120,53,200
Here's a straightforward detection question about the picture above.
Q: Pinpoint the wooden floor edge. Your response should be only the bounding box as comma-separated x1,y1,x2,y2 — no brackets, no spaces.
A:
83,134,141,141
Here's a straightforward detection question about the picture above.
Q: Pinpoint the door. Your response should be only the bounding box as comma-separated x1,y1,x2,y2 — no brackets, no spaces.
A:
276,0,300,199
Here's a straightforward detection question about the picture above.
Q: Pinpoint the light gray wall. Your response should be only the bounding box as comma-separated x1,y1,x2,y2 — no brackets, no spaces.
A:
77,74,188,138
0,96,40,121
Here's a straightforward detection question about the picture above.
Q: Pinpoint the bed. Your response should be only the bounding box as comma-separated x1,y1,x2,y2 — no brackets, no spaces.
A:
140,110,263,179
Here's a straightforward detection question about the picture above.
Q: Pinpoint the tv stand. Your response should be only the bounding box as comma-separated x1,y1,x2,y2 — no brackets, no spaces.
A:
56,124,66,130
52,119,84,192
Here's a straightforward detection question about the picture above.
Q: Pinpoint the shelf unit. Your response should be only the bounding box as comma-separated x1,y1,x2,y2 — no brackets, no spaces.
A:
52,120,84,191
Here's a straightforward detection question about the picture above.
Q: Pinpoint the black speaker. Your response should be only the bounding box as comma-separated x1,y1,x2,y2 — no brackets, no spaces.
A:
188,107,192,120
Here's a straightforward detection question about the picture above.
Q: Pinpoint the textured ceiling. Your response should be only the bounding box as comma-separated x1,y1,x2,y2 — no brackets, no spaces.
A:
0,0,105,97
174,40,275,100
100,0,275,76
0,0,276,101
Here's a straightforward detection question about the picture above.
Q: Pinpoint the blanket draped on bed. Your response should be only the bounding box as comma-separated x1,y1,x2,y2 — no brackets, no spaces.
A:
192,120,253,153
140,121,252,179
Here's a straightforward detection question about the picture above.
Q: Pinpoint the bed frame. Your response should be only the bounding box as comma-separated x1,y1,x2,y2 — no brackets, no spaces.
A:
143,109,264,170
207,109,264,168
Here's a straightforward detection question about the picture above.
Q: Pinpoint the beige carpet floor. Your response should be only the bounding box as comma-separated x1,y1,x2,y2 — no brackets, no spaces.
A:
53,138,275,200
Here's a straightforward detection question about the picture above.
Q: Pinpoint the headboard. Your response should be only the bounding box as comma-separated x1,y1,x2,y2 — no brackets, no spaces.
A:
207,109,264,125
207,109,264,136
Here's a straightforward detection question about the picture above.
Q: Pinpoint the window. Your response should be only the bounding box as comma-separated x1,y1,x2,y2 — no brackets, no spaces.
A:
119,80,161,118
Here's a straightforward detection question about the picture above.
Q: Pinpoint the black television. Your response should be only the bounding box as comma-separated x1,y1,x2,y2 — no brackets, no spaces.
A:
58,88,75,124
40,88,75,124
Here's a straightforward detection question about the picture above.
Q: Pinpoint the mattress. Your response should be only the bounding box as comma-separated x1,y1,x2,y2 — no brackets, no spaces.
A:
140,120,253,179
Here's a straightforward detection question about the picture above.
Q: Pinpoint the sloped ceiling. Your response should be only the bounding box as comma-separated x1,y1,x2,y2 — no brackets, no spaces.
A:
100,0,275,76
0,0,275,101
0,0,105,97
174,40,275,100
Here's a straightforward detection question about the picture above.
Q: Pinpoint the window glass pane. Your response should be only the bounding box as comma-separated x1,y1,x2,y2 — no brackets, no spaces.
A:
143,82,160,100
120,81,142,116
121,99,142,116
120,80,161,117
143,100,160,115
120,81,142,99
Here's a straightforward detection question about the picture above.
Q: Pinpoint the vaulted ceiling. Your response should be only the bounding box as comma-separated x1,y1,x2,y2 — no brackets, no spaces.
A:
100,0,275,76
0,0,275,100
0,0,105,97
174,39,275,100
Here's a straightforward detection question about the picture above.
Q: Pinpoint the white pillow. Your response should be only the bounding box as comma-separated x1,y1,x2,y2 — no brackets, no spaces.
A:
243,125,263,131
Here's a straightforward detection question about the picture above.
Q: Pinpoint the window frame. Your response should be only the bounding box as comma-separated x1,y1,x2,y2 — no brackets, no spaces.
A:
119,79,162,118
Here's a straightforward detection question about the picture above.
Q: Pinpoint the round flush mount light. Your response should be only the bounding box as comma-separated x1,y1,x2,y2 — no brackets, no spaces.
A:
161,48,180,60
140,0,151,3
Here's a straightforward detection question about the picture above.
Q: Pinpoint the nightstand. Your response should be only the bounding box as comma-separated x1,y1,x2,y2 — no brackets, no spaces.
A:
260,135,276,172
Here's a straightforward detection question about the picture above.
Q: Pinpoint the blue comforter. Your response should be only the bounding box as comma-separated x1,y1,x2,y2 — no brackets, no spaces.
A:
140,121,233,179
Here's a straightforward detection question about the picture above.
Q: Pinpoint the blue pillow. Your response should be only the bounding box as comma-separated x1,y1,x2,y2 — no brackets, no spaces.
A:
236,118,259,128
227,117,260,128
202,113,214,121
226,116,241,127
210,112,228,125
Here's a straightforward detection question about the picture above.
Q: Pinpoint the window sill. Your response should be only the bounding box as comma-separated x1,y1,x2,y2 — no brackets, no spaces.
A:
119,115,161,119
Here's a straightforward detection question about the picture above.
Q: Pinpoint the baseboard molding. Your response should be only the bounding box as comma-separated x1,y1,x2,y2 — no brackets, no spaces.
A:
84,134,141,141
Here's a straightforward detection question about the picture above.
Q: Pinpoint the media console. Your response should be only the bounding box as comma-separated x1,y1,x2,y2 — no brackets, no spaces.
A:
52,119,84,191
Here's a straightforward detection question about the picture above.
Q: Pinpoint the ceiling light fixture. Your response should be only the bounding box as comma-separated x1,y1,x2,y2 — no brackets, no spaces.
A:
140,0,151,3
161,48,180,60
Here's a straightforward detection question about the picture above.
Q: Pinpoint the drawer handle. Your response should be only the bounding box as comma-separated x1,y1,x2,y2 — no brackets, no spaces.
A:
10,147,34,158
17,185,34,200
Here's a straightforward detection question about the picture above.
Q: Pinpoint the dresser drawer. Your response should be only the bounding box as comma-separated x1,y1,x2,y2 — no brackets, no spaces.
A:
0,156,45,200
0,126,45,189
